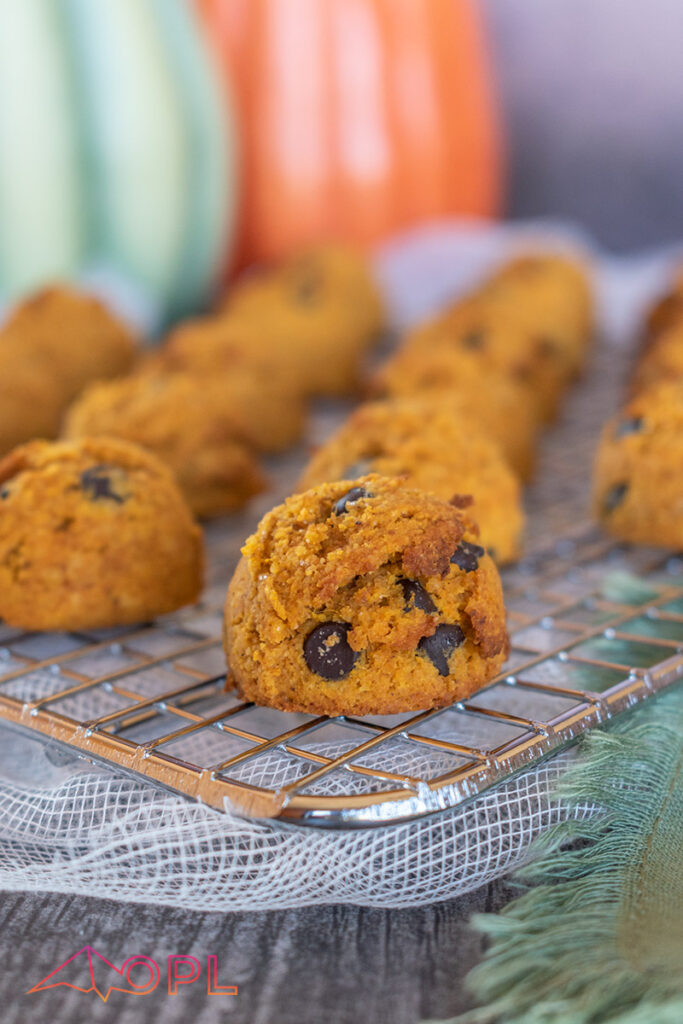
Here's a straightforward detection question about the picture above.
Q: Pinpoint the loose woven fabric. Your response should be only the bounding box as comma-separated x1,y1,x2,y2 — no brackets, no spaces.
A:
0,224,676,910
0,724,594,910
456,686,683,1024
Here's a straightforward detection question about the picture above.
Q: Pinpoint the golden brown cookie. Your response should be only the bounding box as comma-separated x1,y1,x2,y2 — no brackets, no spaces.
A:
392,294,571,423
629,323,683,396
371,345,539,479
220,243,385,396
592,381,683,549
0,437,203,630
0,340,65,455
297,398,524,564
642,269,683,346
62,371,266,518
159,318,308,449
224,475,509,716
162,316,306,401
483,251,594,378
2,285,137,402
227,242,385,339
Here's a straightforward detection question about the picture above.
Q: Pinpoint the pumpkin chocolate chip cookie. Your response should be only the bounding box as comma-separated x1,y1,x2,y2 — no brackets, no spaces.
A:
483,250,594,379
221,243,385,396
371,345,539,479
629,322,683,397
158,319,308,450
2,285,137,402
297,397,524,565
641,269,683,346
0,437,203,631
0,342,66,456
62,371,266,519
592,380,683,549
224,475,509,716
390,293,571,423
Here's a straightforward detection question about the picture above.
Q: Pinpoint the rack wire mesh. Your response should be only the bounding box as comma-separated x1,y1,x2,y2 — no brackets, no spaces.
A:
1,312,681,831
0,519,680,828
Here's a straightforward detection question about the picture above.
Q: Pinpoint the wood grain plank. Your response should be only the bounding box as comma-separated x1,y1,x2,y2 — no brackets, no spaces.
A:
1,882,515,1024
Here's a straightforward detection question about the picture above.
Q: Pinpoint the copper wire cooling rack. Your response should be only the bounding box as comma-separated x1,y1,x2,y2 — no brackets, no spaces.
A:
0,523,681,829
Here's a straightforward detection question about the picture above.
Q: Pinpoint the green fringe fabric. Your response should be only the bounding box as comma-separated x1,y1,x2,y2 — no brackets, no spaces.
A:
447,682,683,1024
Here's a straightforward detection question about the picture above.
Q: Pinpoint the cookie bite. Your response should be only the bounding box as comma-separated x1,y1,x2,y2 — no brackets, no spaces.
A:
298,397,524,564
592,381,683,549
2,285,137,402
62,371,266,518
224,475,509,716
0,438,203,631
372,346,538,479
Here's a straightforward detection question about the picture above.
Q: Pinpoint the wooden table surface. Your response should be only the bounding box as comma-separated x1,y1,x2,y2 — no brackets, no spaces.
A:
1,881,515,1024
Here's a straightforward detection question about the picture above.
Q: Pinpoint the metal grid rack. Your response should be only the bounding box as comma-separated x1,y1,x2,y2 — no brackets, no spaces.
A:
0,523,681,828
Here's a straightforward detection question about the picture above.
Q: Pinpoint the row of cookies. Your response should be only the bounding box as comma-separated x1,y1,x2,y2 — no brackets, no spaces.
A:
222,250,595,715
593,272,683,548
298,251,595,566
0,289,206,629
64,246,386,517
0,247,386,631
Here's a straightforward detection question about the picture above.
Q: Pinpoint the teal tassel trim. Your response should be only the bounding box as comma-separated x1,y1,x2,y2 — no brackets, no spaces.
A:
441,685,683,1024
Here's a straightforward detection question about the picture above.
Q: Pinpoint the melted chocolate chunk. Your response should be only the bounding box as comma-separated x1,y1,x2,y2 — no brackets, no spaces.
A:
418,624,465,676
537,336,559,358
450,541,485,573
293,269,323,304
333,486,371,516
0,487,10,500
462,329,485,350
304,622,359,680
603,481,629,515
615,416,644,438
80,465,125,504
399,578,436,613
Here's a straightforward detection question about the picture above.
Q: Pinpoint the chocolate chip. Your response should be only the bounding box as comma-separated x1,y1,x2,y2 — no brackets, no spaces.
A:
462,329,485,350
537,336,559,358
342,458,375,479
80,465,125,504
615,416,643,438
293,270,322,304
333,486,371,516
418,624,465,676
0,487,10,500
450,541,485,573
399,578,437,613
304,622,359,680
603,482,629,515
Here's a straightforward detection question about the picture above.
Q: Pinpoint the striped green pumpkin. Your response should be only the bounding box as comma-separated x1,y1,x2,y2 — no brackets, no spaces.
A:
0,0,236,325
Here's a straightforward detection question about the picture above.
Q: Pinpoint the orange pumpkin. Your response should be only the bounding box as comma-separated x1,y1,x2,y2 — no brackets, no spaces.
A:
198,0,502,268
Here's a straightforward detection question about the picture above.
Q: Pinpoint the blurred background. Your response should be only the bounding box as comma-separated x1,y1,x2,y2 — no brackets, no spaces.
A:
483,0,683,252
1,0,682,324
